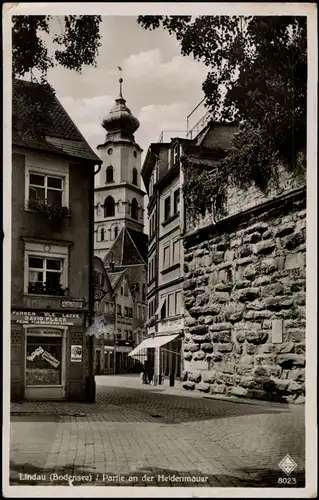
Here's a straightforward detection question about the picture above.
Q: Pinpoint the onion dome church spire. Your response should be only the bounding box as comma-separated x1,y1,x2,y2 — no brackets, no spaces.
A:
102,76,140,142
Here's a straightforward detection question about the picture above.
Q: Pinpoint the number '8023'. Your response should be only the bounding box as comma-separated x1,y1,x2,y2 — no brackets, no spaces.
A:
278,477,297,485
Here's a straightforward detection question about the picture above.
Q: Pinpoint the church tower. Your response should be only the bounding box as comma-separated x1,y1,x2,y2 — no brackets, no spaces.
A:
94,78,145,260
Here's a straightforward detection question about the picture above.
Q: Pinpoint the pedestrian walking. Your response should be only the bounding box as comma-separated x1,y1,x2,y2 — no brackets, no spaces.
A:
147,364,154,385
142,360,149,385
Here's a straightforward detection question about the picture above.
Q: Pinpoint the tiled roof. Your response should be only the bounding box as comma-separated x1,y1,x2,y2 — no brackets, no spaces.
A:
107,271,125,290
12,79,101,163
103,227,148,267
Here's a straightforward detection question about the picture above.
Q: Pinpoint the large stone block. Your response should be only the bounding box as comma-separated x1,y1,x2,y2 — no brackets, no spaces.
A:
224,302,245,321
215,282,233,292
255,354,277,365
237,287,260,302
261,283,285,297
246,330,268,344
285,252,305,270
290,368,305,382
295,292,306,306
192,360,210,370
202,370,216,384
243,231,261,244
195,382,210,393
277,354,305,368
184,278,197,291
255,240,276,255
253,365,282,377
275,223,295,238
271,378,290,391
183,381,195,390
253,276,272,286
193,350,205,360
245,344,257,354
184,352,192,361
218,361,235,374
295,342,305,355
211,383,226,394
188,370,202,383
192,333,211,342
211,251,225,264
257,343,276,354
261,258,278,274
234,280,252,289
284,328,305,342
214,342,233,353
230,386,248,397
201,343,214,353
208,322,232,332
244,264,259,279
237,255,256,266
284,230,305,251
244,310,272,320
189,343,200,352
276,342,295,354
211,291,230,303
189,324,209,335
264,296,293,310
230,238,242,248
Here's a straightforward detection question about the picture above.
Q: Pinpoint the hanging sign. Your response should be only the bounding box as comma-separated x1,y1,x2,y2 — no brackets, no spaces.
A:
61,300,84,309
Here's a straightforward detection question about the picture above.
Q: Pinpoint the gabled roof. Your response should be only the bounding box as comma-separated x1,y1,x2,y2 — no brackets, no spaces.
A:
103,227,148,267
12,78,101,164
107,270,126,292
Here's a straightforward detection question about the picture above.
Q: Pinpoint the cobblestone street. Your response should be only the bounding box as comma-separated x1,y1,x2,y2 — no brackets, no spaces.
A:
10,375,305,488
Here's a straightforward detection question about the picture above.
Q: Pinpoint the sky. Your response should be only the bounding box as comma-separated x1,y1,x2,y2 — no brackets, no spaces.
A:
45,16,209,161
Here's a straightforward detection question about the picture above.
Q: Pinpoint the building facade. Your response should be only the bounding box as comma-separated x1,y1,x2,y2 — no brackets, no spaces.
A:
94,79,145,260
11,79,101,401
141,137,189,380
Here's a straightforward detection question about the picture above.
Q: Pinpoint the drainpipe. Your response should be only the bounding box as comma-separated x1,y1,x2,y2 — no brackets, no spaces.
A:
86,162,102,403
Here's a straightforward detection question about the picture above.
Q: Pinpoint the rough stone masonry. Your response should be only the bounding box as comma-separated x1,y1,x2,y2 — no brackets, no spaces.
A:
182,185,306,404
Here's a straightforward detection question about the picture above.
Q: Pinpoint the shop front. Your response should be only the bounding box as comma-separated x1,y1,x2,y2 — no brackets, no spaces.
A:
11,309,87,401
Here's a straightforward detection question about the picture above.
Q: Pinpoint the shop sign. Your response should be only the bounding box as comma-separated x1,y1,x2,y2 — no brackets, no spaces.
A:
12,310,83,326
61,300,84,309
71,345,83,363
116,346,133,353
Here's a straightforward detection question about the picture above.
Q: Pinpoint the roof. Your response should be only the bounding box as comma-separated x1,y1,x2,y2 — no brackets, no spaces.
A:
103,227,148,267
107,270,126,291
12,78,101,164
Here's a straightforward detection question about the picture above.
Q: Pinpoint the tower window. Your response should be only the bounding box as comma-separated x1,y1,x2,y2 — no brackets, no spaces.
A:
101,228,105,241
131,198,138,220
104,196,115,217
133,151,137,158
106,166,114,183
132,168,138,186
108,148,113,155
114,226,119,238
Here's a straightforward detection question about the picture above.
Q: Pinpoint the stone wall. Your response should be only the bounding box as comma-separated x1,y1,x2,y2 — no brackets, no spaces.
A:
182,187,306,403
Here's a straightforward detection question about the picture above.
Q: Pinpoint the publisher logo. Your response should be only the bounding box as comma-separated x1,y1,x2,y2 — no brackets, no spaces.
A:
278,454,297,475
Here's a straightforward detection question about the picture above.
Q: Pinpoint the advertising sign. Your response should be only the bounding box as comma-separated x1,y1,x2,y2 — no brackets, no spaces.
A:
12,310,84,326
71,345,83,363
41,350,60,368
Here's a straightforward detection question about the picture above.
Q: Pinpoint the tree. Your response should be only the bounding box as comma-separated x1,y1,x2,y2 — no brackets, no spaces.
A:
12,15,102,80
12,15,102,140
138,16,307,188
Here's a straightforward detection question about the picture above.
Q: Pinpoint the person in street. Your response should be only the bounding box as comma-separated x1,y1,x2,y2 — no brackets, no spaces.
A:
142,360,149,384
147,363,154,385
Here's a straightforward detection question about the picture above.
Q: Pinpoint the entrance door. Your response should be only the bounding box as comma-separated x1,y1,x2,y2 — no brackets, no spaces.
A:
24,327,66,400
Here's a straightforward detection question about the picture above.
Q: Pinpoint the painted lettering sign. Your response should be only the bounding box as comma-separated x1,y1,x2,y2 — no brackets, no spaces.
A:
12,311,84,326
61,300,84,309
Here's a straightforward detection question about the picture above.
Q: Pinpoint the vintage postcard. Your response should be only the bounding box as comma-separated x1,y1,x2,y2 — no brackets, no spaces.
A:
2,2,317,498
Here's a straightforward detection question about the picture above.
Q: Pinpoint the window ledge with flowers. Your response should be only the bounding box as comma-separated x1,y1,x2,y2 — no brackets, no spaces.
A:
27,199,70,221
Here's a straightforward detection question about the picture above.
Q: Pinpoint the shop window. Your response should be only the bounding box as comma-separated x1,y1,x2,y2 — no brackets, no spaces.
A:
132,168,138,186
26,329,63,386
131,198,138,220
104,196,115,217
106,166,114,183
164,195,171,221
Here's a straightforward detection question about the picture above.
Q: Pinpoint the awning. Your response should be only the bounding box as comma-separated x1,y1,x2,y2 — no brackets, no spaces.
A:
128,334,179,358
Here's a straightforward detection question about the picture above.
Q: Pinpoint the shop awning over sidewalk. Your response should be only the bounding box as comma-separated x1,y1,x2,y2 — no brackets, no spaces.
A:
128,334,179,359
